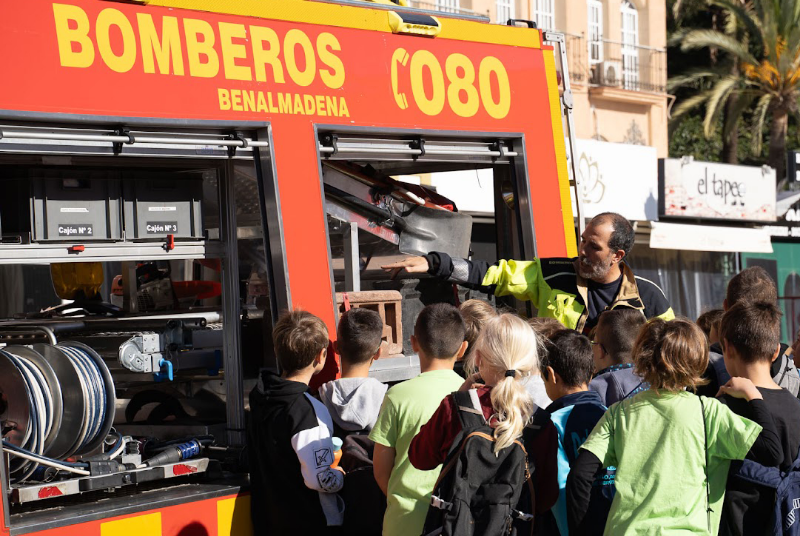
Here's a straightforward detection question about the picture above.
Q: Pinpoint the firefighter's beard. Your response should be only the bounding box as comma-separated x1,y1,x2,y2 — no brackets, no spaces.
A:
577,253,615,281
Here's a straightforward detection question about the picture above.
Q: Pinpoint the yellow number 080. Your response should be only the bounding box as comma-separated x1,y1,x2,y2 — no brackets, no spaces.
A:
390,48,510,119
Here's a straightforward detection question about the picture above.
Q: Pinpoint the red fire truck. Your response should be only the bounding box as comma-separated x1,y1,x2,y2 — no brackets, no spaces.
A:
0,0,580,534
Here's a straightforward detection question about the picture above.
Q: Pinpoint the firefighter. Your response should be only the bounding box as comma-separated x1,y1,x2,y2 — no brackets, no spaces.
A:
382,212,674,334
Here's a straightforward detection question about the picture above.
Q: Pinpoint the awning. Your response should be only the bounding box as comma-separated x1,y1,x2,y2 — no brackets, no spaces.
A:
777,190,800,217
650,221,773,253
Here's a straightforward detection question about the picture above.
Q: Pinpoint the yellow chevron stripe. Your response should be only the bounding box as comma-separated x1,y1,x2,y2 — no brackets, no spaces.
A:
100,513,162,536
542,50,577,257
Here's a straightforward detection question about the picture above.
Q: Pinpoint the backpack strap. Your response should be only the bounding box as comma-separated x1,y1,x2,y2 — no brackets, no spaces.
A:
522,449,536,519
698,396,712,533
431,391,488,500
776,349,791,387
452,389,487,429
432,430,496,493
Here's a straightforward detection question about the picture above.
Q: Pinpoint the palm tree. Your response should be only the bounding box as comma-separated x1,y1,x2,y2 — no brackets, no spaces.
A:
670,0,800,180
669,0,744,163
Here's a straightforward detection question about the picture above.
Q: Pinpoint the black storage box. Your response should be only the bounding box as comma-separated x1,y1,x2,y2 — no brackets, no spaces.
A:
123,175,203,240
31,172,123,242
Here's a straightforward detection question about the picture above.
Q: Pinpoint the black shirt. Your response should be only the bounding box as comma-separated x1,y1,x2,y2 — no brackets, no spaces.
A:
584,275,623,332
719,387,800,536
697,342,791,398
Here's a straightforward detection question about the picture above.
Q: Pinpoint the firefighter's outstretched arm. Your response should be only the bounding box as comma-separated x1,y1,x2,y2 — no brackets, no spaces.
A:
381,256,430,279
383,252,491,290
383,252,543,303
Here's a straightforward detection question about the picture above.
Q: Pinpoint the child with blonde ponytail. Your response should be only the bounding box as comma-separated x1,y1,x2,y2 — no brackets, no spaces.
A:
409,313,559,517
478,313,540,452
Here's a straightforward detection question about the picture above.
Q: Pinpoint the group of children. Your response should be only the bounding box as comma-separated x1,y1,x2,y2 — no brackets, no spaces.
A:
248,265,800,536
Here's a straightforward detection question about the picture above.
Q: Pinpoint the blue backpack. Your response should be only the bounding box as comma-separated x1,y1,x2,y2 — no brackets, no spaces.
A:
733,454,800,535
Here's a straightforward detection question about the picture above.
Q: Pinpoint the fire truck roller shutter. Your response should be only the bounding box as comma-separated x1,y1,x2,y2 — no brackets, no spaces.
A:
318,133,518,161
0,126,269,158
318,133,517,258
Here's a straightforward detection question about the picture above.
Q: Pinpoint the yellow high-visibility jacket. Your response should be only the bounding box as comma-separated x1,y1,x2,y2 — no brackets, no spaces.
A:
424,252,675,333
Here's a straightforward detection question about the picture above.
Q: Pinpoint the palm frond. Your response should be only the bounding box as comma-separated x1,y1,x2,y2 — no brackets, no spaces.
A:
793,0,800,27
703,76,740,136
724,8,737,36
667,70,719,92
671,0,707,22
668,28,692,48
680,30,760,65
672,0,685,20
722,92,756,141
781,0,800,38
709,0,765,51
750,93,773,154
670,92,713,121
787,30,800,70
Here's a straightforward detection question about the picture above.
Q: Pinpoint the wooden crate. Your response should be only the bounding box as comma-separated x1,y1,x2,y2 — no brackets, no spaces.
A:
335,290,403,357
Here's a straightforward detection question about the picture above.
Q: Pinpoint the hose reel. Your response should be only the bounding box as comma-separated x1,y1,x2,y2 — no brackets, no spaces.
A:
0,342,116,483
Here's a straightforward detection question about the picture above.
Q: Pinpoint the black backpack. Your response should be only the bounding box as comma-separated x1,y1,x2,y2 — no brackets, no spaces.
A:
340,433,386,536
421,389,536,536
730,451,800,535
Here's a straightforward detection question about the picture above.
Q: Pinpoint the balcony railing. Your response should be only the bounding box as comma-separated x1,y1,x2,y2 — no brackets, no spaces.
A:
563,34,666,94
405,0,479,16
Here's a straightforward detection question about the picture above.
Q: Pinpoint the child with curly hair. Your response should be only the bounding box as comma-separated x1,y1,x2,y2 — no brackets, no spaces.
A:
566,318,782,535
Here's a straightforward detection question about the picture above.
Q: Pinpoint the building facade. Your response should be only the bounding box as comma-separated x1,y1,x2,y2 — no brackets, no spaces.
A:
425,0,669,157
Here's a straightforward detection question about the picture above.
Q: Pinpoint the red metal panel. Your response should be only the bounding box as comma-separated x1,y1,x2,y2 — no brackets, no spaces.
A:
519,51,570,258
0,1,571,261
270,119,340,385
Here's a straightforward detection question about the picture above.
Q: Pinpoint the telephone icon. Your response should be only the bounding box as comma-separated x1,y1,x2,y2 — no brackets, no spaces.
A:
391,48,410,110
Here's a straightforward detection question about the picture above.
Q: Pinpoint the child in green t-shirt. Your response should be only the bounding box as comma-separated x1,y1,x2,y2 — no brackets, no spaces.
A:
566,318,781,536
369,303,468,536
